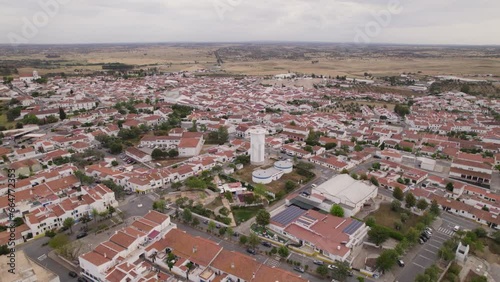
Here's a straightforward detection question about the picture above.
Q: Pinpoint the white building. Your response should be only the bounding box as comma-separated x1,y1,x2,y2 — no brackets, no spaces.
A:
310,174,378,217
250,127,266,165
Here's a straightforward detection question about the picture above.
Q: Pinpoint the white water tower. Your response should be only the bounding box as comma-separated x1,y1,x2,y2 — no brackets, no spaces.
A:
250,127,266,165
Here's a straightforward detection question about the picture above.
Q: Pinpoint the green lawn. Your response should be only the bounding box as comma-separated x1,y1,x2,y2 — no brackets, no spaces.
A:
232,206,261,224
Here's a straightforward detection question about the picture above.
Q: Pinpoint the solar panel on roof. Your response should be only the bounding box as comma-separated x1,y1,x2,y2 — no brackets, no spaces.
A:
271,205,307,226
343,220,363,235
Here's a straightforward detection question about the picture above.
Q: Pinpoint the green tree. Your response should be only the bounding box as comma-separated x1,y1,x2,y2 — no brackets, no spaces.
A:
332,261,352,281
285,180,297,192
330,204,345,217
316,265,329,277
207,221,216,233
256,210,271,227
430,200,440,216
446,182,454,192
153,200,166,213
376,249,398,271
152,148,166,160
391,200,402,212
368,226,389,246
192,217,200,228
239,235,248,245
185,176,207,190
182,208,193,223
405,192,416,208
370,176,379,187
74,170,94,185
277,245,290,258
225,227,234,237
393,187,404,201
372,162,381,170
248,233,261,249
59,107,67,120
63,217,75,234
167,149,179,158
22,114,40,125
109,142,123,154
108,206,116,216
416,199,429,210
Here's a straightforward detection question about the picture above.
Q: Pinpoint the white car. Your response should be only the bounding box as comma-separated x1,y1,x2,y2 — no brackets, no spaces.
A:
137,204,143,208
453,225,460,232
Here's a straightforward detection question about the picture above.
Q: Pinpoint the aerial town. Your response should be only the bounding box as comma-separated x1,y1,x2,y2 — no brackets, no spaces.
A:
0,64,499,282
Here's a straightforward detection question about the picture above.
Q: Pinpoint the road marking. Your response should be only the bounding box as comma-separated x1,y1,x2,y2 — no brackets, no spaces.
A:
419,254,433,261
423,248,437,255
413,262,425,269
38,254,47,261
427,244,440,250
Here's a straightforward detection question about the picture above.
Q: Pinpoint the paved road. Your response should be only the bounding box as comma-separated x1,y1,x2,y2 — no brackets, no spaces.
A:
19,236,75,280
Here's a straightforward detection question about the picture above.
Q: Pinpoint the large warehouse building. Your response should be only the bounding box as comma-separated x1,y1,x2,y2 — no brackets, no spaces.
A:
288,174,378,217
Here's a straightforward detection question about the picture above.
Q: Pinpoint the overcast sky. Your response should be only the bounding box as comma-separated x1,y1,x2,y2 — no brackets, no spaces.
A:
1,0,499,45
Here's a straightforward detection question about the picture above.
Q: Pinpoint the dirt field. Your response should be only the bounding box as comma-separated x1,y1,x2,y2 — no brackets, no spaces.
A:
368,203,420,231
223,57,500,77
2,43,500,77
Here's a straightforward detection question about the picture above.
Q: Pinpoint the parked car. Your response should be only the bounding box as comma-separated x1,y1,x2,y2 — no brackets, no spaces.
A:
69,271,78,278
328,264,338,270
424,230,432,236
76,232,88,239
419,238,425,244
420,235,429,242
203,219,209,224
421,232,430,240
293,266,305,273
233,232,240,237
77,277,88,282
425,227,433,233
246,248,256,255
313,260,324,265
262,241,272,247
397,259,405,267
215,224,221,229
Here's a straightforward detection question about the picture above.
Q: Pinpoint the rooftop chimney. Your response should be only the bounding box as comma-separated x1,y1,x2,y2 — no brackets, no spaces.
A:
231,263,234,269
104,253,107,258
192,246,197,253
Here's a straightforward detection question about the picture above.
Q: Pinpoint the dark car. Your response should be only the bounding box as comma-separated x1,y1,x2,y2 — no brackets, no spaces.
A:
421,232,430,240
293,266,305,273
69,271,78,278
246,248,256,255
420,235,429,242
397,259,405,267
77,277,88,282
233,232,240,237
76,232,88,239
262,241,272,247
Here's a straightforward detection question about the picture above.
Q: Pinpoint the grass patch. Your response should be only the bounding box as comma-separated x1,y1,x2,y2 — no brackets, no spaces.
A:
205,197,223,211
368,203,420,232
232,206,261,224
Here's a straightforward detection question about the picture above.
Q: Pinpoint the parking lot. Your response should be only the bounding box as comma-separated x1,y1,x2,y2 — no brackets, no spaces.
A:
396,225,454,282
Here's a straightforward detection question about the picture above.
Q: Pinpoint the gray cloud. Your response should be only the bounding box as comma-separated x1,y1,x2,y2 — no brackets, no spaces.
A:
0,0,498,45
